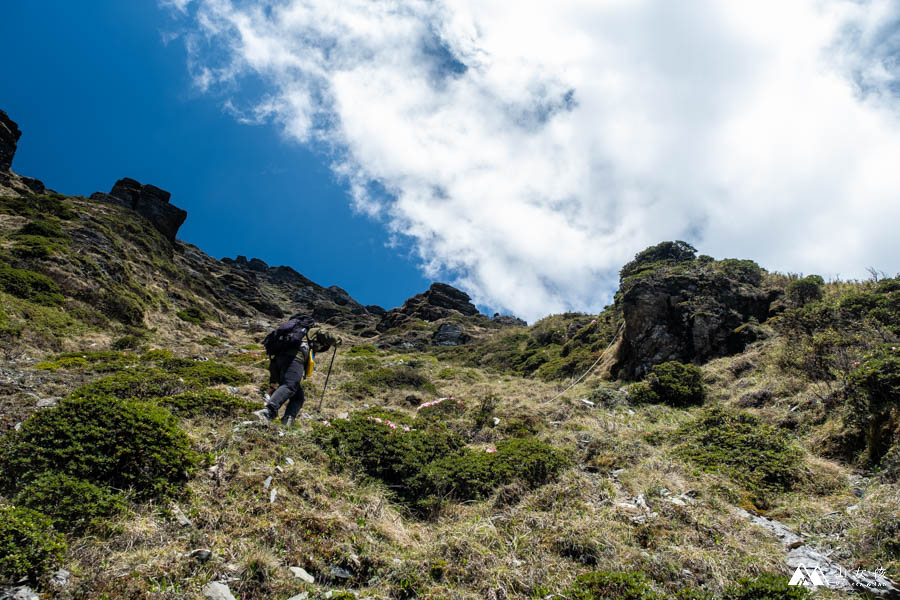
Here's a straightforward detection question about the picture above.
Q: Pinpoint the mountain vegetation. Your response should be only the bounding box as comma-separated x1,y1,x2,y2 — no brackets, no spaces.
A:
1,109,898,599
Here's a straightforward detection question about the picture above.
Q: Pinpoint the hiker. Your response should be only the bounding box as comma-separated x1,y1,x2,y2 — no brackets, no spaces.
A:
254,314,338,426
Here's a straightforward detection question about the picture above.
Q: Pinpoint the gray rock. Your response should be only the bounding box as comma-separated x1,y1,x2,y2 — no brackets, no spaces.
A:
289,566,315,583
91,178,187,243
202,581,237,600
171,504,194,528
263,475,273,490
432,322,470,346
1,586,40,600
50,568,71,587
190,549,213,562
330,565,352,579
287,594,310,600
284,457,295,465
36,398,58,409
492,313,526,326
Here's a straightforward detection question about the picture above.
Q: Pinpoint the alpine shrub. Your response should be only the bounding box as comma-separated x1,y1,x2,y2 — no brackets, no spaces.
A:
0,396,198,499
0,505,66,583
424,438,569,501
347,344,377,356
164,360,251,386
673,407,803,500
176,306,206,324
0,261,64,305
71,368,189,400
619,240,697,283
100,288,144,325
14,473,126,533
723,574,809,599
362,367,437,394
787,275,825,307
645,361,705,407
846,346,900,466
567,570,661,600
154,389,256,418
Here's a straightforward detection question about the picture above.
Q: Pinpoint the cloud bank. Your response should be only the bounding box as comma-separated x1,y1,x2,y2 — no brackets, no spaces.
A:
173,0,900,321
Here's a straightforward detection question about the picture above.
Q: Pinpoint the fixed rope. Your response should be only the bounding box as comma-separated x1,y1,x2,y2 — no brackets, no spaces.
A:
546,321,625,404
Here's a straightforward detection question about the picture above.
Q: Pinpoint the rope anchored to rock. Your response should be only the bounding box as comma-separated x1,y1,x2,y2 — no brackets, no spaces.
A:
546,321,625,404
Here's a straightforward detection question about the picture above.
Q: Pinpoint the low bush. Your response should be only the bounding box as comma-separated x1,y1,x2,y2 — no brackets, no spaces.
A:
14,473,126,533
425,437,569,501
177,306,206,324
153,390,256,418
0,396,197,499
36,350,137,372
644,361,705,407
347,344,377,356
198,336,222,346
112,335,144,350
845,346,900,466
71,368,188,400
0,261,64,305
673,407,803,501
787,275,825,307
11,234,69,259
567,570,660,600
723,574,809,599
345,356,380,372
100,288,144,325
0,193,76,220
0,504,66,583
361,366,437,394
169,360,251,386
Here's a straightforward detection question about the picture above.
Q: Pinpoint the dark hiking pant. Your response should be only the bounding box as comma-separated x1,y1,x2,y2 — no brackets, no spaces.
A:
266,353,305,421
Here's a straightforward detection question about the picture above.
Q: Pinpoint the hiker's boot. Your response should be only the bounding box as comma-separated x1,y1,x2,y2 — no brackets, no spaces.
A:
253,407,275,423
281,414,296,427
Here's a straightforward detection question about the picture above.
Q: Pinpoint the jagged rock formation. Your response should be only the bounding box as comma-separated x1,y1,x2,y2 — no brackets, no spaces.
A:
611,244,779,378
492,313,526,327
432,322,470,346
377,282,479,332
0,110,46,196
90,178,187,243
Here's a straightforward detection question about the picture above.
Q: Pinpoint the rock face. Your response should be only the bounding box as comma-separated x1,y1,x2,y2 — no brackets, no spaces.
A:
378,283,479,332
612,248,777,378
90,178,187,242
433,322,471,346
492,313,526,327
0,109,21,172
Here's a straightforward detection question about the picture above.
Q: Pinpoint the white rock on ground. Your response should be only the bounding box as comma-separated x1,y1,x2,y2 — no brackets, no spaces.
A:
289,566,315,583
202,581,236,600
286,593,310,600
50,568,71,587
285,457,295,465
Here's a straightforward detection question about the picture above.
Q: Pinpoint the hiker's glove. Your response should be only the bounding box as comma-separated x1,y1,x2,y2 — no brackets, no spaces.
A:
311,330,339,353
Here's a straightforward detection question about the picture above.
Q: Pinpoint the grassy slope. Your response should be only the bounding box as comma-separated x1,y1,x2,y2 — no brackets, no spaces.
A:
1,194,896,599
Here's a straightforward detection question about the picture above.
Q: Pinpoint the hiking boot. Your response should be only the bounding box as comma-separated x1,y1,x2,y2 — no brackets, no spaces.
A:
253,408,275,423
281,415,296,427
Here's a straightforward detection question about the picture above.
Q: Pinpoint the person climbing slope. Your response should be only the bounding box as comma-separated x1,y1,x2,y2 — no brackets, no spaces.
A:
253,314,338,426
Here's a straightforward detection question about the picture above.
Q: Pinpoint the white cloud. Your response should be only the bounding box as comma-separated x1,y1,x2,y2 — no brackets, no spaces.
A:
173,0,900,321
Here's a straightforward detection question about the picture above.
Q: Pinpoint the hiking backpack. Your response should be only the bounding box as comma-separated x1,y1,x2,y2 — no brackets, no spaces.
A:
263,314,316,356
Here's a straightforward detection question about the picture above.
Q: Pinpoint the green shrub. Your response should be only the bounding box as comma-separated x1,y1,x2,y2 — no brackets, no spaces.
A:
36,350,137,372
71,368,189,400
0,193,75,220
17,220,68,239
567,570,660,600
198,336,222,346
347,344,377,356
165,360,251,386
846,346,900,466
673,407,803,500
415,396,466,420
362,367,437,394
424,437,569,501
0,504,66,583
0,396,197,499
100,289,144,325
716,259,764,286
644,361,704,407
619,240,697,283
14,473,126,533
0,261,64,305
345,356,380,372
112,335,144,350
154,390,256,418
626,381,658,404
11,234,69,259
177,306,206,324
787,275,825,307
723,574,809,599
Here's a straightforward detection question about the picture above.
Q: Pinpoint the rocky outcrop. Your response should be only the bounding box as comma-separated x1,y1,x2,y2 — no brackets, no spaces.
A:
0,109,47,195
90,178,187,243
492,313,526,327
378,283,479,332
612,251,778,378
0,109,21,172
433,322,471,346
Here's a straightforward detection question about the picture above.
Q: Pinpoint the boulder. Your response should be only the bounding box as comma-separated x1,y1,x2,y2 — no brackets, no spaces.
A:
90,177,187,242
202,582,236,600
492,313,526,327
0,109,21,172
433,322,470,346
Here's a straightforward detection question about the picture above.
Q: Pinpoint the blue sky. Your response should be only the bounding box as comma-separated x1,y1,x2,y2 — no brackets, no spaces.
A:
4,1,900,322
0,1,430,312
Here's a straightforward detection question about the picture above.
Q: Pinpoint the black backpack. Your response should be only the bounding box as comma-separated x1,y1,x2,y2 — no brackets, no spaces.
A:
263,314,316,356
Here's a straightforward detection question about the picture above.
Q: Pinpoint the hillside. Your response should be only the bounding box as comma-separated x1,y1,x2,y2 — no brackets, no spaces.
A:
1,109,899,600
